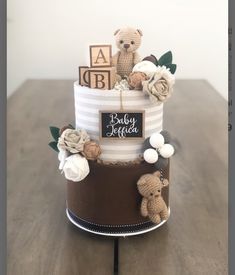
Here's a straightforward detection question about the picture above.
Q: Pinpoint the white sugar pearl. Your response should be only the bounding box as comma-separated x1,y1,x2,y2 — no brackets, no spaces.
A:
143,148,159,164
149,133,165,149
159,144,174,158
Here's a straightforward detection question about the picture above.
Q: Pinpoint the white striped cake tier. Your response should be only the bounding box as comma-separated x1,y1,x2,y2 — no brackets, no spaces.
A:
74,82,163,162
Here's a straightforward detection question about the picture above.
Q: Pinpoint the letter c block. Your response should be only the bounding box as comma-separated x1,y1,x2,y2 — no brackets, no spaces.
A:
79,66,89,86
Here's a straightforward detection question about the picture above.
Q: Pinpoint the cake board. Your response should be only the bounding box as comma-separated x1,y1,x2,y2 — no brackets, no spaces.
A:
66,207,170,237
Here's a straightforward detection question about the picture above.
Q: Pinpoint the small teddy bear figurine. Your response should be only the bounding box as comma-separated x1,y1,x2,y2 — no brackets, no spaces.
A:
112,27,142,79
137,171,169,224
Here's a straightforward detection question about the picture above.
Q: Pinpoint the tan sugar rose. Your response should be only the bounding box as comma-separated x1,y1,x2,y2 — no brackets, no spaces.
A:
142,66,175,103
58,129,90,154
128,72,148,90
82,141,102,160
151,78,170,100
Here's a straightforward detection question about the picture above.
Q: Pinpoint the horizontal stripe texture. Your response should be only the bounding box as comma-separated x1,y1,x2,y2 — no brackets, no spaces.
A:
74,82,163,161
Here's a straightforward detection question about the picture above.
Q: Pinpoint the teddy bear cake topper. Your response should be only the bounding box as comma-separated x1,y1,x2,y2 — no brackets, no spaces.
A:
78,26,177,103
112,27,143,78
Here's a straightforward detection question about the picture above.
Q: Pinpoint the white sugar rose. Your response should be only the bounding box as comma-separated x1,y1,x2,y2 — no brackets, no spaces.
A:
63,154,90,182
58,147,68,170
58,129,90,154
132,61,158,77
142,66,175,103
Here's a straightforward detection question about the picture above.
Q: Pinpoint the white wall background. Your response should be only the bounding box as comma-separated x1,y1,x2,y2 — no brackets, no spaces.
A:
7,0,228,99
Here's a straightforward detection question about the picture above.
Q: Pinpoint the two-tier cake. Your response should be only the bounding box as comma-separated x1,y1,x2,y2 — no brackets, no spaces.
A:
49,27,177,236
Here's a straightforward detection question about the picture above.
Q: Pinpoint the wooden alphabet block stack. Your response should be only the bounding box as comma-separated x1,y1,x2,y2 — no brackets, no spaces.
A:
79,45,116,90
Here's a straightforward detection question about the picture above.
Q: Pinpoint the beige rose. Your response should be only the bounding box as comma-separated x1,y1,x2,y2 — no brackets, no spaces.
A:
142,66,175,103
81,141,101,160
58,129,90,154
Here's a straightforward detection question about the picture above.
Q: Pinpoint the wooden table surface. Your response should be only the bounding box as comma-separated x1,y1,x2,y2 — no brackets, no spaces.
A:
7,79,228,275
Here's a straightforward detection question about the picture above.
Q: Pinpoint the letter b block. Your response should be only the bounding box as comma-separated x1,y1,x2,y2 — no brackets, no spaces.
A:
88,67,116,90
90,45,112,68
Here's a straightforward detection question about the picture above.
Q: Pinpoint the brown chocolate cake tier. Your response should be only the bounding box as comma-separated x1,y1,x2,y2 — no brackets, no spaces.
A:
67,160,170,235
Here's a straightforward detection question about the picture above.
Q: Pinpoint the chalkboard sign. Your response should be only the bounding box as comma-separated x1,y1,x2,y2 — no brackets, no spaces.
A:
99,110,145,140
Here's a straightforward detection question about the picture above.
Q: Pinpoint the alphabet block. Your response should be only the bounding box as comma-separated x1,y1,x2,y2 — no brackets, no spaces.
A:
88,67,116,90
90,45,112,68
79,66,89,86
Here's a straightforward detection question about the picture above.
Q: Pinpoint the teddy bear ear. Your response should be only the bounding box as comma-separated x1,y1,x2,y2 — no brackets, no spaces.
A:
137,177,146,186
136,29,143,36
153,171,161,177
162,179,169,187
114,29,120,36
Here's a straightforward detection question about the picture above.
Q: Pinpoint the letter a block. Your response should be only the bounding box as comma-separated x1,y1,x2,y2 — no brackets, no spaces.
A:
88,67,116,90
90,45,112,68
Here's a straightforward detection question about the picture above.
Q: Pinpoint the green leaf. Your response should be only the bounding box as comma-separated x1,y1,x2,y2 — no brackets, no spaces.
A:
48,141,59,152
166,63,177,74
49,126,60,141
158,51,172,66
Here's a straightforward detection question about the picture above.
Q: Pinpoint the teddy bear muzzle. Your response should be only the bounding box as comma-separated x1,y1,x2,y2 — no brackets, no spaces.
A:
124,43,130,49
